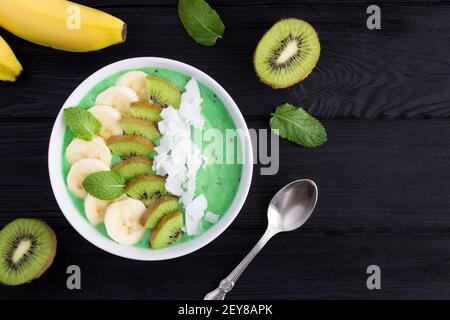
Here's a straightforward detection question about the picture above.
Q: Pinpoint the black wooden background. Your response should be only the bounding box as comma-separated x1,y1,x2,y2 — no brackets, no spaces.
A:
1,0,450,299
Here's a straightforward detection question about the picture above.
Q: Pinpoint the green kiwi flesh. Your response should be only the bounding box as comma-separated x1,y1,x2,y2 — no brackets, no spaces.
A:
125,175,167,206
146,76,181,108
140,196,180,228
120,117,161,142
112,156,153,182
150,211,184,249
0,219,57,286
130,101,162,122
106,135,154,159
254,18,321,89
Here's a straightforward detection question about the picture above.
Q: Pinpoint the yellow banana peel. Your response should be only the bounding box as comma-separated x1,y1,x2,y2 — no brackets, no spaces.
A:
0,0,126,52
0,35,22,82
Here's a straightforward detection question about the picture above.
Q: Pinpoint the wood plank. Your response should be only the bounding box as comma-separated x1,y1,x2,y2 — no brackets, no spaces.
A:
79,0,450,6
1,4,450,119
1,119,450,298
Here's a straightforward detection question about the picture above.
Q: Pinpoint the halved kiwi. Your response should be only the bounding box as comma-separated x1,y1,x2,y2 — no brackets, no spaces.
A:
0,219,57,286
140,196,180,228
107,135,154,159
130,101,162,122
150,211,184,249
147,76,181,108
253,18,320,89
112,156,153,182
125,175,167,206
120,117,161,142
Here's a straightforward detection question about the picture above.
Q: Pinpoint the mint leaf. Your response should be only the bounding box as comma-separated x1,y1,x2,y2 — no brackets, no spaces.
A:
178,0,225,46
83,171,125,200
64,107,101,141
270,103,327,148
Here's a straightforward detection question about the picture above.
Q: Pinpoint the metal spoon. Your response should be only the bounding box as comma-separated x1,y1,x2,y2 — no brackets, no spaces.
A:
204,179,318,300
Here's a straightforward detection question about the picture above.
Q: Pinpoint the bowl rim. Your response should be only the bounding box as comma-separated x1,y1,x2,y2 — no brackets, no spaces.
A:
48,57,253,261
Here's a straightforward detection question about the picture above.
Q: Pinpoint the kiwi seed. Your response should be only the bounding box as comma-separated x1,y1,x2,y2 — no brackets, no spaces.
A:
146,76,181,108
140,195,180,228
150,211,184,249
120,117,161,142
130,101,162,122
112,156,153,182
125,175,167,206
106,135,154,159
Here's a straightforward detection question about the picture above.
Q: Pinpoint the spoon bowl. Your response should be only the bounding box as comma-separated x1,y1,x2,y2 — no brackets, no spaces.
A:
268,179,318,232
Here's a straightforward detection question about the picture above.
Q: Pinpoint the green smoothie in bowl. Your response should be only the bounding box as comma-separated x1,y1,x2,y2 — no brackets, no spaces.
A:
61,67,242,250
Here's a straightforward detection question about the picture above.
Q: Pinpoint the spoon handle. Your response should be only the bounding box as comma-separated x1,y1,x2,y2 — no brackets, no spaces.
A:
204,227,278,300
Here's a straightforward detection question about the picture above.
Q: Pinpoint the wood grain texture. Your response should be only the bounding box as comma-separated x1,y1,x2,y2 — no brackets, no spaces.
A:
1,2,450,119
79,0,450,6
1,119,450,299
0,0,449,300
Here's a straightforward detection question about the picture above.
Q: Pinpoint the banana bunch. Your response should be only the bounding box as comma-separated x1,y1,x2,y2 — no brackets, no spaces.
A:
0,0,127,82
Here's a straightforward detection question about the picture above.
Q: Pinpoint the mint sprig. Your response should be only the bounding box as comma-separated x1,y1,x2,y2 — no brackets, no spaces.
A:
83,171,125,200
64,107,101,141
178,0,225,46
270,103,327,148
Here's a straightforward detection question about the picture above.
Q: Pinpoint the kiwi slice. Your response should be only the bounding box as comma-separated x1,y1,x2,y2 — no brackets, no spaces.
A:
253,18,321,89
125,175,167,206
130,101,162,122
120,117,161,142
150,211,184,249
107,135,154,159
147,76,181,108
140,196,180,228
112,156,153,182
0,219,56,286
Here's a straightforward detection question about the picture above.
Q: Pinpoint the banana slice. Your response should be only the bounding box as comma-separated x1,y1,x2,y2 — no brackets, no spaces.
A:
84,194,111,226
88,105,123,140
116,71,148,101
66,137,112,165
104,197,146,245
67,158,110,199
95,85,139,116
84,194,127,226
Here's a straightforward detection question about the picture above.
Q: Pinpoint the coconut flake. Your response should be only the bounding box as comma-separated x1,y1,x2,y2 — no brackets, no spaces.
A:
179,79,205,129
185,195,208,235
204,211,220,224
152,78,208,235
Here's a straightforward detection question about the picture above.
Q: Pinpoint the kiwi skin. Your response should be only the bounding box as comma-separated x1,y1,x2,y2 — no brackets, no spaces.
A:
130,101,162,122
147,76,181,108
112,156,153,182
120,117,161,141
253,18,321,89
0,219,57,286
150,211,183,249
125,175,167,206
140,195,180,228
112,156,152,171
32,222,57,281
107,135,154,150
106,135,155,158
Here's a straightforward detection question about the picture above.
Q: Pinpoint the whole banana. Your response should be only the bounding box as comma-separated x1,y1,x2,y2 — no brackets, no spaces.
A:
0,0,126,52
0,35,22,82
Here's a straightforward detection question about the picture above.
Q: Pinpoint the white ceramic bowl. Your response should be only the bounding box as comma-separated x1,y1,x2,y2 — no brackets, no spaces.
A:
48,57,253,260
